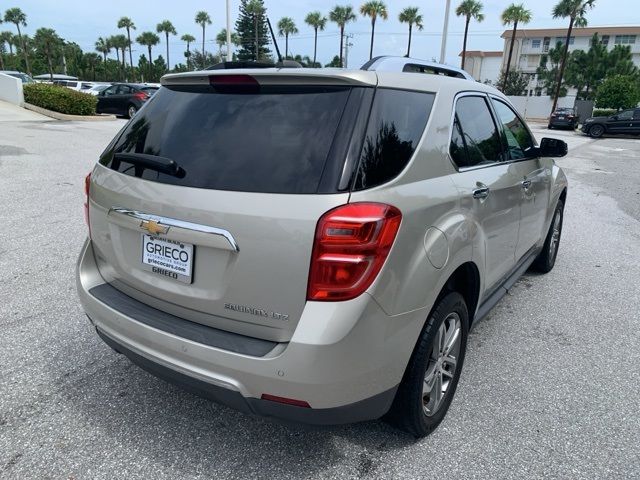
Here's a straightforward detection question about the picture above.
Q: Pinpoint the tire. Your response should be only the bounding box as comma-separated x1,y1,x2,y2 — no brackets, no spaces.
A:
385,292,469,438
548,124,553,129
531,200,564,273
127,104,137,119
589,124,605,138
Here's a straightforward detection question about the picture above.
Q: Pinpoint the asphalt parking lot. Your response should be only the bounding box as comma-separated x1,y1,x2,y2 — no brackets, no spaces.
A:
1,103,639,479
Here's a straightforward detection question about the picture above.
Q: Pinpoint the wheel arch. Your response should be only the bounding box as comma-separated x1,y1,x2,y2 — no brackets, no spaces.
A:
438,261,481,324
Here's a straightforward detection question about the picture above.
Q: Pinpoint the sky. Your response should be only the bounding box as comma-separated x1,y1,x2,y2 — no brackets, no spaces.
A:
4,0,637,68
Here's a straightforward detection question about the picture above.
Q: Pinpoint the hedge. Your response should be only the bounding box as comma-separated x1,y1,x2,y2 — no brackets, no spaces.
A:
23,83,98,116
592,109,617,117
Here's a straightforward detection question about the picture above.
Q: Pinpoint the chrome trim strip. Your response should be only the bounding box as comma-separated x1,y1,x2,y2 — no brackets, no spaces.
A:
108,207,240,253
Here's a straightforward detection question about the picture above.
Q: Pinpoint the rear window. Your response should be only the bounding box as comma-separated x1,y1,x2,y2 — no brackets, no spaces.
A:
352,89,434,190
100,85,352,194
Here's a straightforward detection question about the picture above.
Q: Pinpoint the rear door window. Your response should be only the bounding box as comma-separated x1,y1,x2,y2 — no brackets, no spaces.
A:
101,85,353,194
449,95,503,168
352,89,434,190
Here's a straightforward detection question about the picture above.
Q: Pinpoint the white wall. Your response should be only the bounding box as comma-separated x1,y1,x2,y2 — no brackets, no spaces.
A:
0,73,24,106
507,95,577,120
479,56,502,85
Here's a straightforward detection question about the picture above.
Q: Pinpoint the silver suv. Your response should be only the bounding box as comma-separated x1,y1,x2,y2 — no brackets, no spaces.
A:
77,57,568,437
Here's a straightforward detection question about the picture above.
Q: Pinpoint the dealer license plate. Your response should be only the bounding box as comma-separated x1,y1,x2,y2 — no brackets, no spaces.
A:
141,234,194,284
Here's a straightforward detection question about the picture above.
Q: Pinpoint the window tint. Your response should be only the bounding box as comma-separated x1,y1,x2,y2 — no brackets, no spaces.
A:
353,89,434,190
491,99,535,159
101,85,352,194
117,85,132,94
450,96,503,168
617,110,633,120
103,86,117,96
449,115,469,167
634,109,640,120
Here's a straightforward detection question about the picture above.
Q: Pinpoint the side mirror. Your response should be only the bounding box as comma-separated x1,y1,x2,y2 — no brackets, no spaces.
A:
611,115,619,120
539,137,568,158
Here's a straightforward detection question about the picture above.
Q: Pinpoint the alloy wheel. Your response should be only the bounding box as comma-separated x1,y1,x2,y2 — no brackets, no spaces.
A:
549,210,562,260
422,312,462,416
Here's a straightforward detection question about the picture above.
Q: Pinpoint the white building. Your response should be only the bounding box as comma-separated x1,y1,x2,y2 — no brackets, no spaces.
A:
459,51,503,85
500,26,640,95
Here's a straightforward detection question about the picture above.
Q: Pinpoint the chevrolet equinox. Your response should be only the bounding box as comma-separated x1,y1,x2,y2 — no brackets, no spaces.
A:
77,56,568,437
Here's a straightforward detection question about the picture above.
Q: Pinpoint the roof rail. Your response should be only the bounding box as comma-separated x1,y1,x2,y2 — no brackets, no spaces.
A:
361,56,475,81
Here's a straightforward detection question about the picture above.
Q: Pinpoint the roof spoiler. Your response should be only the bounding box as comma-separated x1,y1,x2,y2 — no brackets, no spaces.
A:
361,56,475,81
206,60,303,70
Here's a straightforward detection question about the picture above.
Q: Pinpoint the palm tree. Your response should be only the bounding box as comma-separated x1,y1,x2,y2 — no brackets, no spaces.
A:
0,22,5,70
329,6,357,67
455,0,485,70
84,52,101,81
360,1,388,60
33,28,61,81
157,20,177,71
137,31,160,81
195,11,212,65
95,37,111,63
550,0,596,113
277,17,298,59
215,29,239,59
398,7,423,57
111,34,128,80
246,0,265,61
305,11,327,66
117,17,136,80
4,8,30,75
500,4,532,92
181,33,196,68
108,35,121,65
1,31,14,55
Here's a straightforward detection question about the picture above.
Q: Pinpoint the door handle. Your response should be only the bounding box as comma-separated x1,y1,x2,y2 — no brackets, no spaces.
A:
522,179,532,190
472,186,490,199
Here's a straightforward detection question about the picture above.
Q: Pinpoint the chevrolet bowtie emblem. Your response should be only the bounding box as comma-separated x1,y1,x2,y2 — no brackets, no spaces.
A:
140,219,169,235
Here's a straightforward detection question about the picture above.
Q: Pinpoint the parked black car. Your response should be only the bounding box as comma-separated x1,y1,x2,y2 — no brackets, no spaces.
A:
548,107,578,130
96,83,159,118
581,108,640,138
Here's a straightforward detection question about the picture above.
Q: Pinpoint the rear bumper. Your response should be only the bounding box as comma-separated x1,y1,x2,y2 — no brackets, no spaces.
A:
77,239,425,425
549,118,576,127
96,327,396,425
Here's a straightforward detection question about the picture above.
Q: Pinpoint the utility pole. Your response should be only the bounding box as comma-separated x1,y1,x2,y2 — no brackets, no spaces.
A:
344,34,354,68
62,50,68,76
226,0,232,61
439,0,452,63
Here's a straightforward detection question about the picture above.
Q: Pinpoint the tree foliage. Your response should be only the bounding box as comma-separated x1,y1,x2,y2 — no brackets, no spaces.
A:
497,70,530,96
595,75,640,110
537,42,568,97
236,0,271,61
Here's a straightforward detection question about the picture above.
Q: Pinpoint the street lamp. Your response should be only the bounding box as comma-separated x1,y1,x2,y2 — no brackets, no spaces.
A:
439,0,452,64
226,0,232,61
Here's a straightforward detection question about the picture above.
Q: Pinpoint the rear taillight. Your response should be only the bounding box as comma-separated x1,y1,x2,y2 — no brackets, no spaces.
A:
84,172,91,235
133,92,148,101
209,74,260,93
307,203,402,301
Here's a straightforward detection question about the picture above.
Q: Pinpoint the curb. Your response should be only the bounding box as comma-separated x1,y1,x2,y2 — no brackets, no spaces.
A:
23,103,118,121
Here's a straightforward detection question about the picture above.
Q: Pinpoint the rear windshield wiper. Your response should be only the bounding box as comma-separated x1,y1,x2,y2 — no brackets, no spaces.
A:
112,152,185,178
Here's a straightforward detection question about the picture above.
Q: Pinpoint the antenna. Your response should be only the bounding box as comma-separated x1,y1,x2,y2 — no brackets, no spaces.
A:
266,17,283,63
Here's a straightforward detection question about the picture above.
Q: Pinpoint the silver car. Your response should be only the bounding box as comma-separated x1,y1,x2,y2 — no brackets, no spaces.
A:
77,57,568,437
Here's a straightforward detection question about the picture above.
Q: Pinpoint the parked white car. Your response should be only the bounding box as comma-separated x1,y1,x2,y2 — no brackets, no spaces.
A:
83,84,112,96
